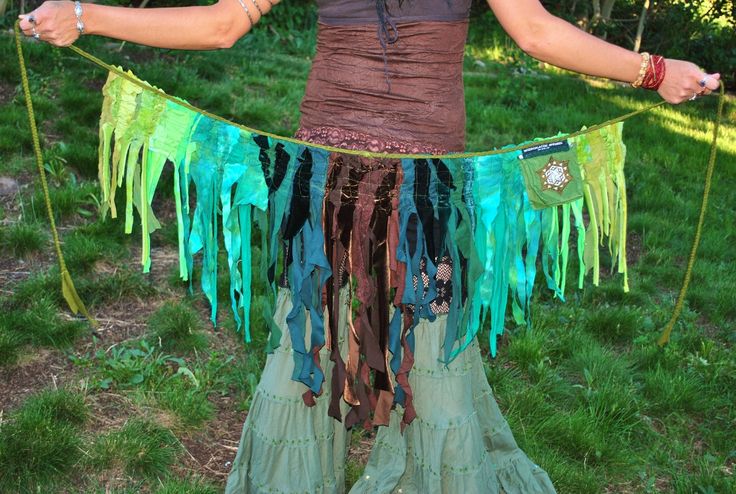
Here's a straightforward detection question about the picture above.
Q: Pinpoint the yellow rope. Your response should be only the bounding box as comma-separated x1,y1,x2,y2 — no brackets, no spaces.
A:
14,22,97,328
13,22,724,344
65,43,668,160
657,81,726,347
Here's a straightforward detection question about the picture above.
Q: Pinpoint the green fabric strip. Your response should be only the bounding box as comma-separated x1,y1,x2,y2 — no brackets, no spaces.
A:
220,136,268,340
148,99,199,278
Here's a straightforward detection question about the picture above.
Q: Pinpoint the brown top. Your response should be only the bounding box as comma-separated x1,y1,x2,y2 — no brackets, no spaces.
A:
298,20,469,153
315,0,472,25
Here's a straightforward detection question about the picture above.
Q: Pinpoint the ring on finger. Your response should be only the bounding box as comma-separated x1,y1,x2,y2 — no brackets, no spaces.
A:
31,26,40,40
698,77,709,88
28,14,37,24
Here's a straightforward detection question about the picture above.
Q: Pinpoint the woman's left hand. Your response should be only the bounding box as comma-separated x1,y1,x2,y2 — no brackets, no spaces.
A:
18,1,80,47
658,59,721,104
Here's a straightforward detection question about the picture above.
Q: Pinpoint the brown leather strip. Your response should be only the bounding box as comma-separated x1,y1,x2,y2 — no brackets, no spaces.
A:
324,155,355,419
397,310,417,429
349,157,388,427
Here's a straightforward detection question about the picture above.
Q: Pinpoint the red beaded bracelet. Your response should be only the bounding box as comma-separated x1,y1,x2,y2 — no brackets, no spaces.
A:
642,55,666,90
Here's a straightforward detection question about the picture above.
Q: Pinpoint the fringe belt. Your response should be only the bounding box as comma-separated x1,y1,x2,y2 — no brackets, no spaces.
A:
97,70,628,429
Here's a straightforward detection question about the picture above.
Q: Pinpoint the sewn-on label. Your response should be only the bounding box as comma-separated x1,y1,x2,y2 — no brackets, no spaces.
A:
519,139,571,160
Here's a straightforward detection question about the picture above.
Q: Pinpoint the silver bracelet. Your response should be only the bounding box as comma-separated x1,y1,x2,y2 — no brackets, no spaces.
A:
249,0,264,16
235,0,255,27
74,1,85,35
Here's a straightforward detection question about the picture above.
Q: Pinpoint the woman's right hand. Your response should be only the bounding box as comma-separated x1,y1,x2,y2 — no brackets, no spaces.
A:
19,1,80,47
17,0,278,51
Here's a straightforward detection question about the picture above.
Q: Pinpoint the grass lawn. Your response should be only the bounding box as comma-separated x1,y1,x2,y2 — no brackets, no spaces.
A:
1,7,735,494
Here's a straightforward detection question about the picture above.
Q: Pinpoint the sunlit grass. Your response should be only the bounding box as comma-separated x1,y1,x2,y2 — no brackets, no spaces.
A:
148,301,208,353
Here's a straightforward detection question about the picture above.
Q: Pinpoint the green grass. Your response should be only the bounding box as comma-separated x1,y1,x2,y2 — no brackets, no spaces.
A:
0,295,88,365
153,377,215,429
148,301,208,352
0,389,88,492
153,477,220,494
5,266,156,312
70,338,225,430
0,6,735,493
0,222,47,258
89,418,181,479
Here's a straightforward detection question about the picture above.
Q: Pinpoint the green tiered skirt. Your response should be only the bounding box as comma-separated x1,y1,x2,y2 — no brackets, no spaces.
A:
225,289,556,494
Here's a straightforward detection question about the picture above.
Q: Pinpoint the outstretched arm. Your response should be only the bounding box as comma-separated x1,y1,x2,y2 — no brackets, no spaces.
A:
486,0,721,104
18,0,276,50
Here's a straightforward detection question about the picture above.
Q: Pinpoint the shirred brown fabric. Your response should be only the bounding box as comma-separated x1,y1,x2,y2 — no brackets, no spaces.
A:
299,21,469,153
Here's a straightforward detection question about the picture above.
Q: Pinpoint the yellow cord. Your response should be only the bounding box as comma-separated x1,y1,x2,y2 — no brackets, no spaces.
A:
657,81,725,347
14,22,97,328
65,43,668,160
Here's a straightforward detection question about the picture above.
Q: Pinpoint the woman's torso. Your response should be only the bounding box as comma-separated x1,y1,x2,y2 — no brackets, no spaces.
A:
298,0,473,152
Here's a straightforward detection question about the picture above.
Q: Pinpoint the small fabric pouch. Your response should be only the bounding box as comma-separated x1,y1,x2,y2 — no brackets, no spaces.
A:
518,139,584,209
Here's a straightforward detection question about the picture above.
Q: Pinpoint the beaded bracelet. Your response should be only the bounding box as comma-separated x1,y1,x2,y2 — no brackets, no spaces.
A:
74,1,85,35
632,52,666,91
642,55,666,90
249,0,264,16
631,52,651,88
235,0,255,27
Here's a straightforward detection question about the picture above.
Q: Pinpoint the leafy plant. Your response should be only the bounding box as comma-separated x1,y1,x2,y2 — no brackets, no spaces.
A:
43,142,76,187
88,339,182,389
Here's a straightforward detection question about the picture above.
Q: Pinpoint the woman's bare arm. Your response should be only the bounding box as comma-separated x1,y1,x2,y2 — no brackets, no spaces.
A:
486,0,721,104
18,0,276,50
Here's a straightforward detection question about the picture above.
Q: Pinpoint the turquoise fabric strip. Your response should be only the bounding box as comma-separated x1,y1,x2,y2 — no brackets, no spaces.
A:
438,158,465,365
285,147,331,393
254,137,299,352
472,149,538,357
453,159,484,360
186,118,222,324
397,160,437,330
185,118,269,326
220,136,268,341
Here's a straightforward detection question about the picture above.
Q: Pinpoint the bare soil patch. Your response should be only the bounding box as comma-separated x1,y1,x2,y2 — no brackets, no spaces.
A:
0,82,15,106
0,347,71,413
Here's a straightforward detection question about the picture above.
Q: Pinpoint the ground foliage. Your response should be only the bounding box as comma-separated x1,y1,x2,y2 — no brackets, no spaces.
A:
0,3,735,494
